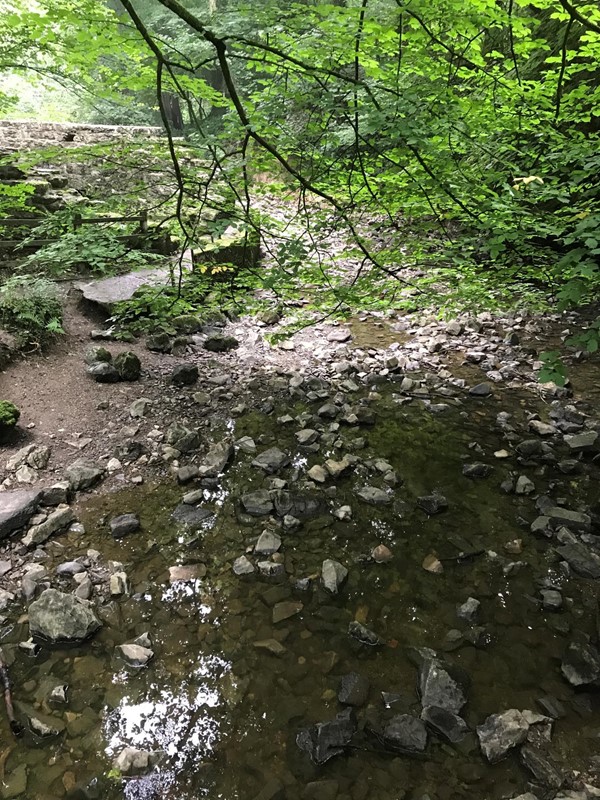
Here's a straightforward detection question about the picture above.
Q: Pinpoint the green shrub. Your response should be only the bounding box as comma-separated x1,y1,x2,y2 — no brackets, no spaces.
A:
0,400,20,432
0,275,64,345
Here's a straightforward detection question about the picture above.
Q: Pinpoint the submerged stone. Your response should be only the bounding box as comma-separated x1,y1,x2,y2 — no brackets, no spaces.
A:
382,714,428,754
561,641,600,687
338,672,370,707
251,448,290,474
296,708,356,765
321,559,348,593
421,705,469,744
29,589,101,644
418,654,469,714
241,490,274,516
476,709,529,763
357,486,391,506
348,620,384,647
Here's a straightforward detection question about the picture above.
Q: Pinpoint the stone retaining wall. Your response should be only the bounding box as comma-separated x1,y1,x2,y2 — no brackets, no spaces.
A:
0,120,164,153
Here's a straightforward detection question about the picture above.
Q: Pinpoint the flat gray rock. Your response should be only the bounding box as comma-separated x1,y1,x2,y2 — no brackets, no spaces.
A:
79,268,182,312
29,588,101,643
0,488,43,539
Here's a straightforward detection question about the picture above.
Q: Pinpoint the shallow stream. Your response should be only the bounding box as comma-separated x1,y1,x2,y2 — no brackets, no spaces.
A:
2,384,600,800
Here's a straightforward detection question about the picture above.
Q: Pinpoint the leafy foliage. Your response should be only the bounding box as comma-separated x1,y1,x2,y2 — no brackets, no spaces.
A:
0,275,64,345
0,400,20,431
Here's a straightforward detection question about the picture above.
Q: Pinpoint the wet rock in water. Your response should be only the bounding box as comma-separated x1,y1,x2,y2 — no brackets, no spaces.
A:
561,641,600,686
382,714,428,754
564,431,598,452
469,383,492,397
418,653,469,714
65,459,105,491
372,544,393,563
233,555,255,575
87,361,120,382
540,589,562,611
169,564,206,582
29,588,101,643
296,707,356,764
117,643,154,667
357,485,391,506
273,600,303,623
422,554,444,574
170,363,198,386
272,490,323,520
515,475,536,495
322,559,348,593
253,638,287,657
110,572,129,596
417,494,448,515
252,447,290,474
555,543,600,579
303,780,339,800
146,332,171,353
255,530,282,555
171,503,213,529
348,620,385,647
257,561,285,578
476,709,529,763
177,465,199,484
198,439,234,478
529,420,557,436
113,746,150,775
296,428,319,446
457,597,480,623
22,505,75,548
241,490,274,516
0,488,42,539
307,464,328,483
421,705,469,744
109,513,140,539
338,672,370,707
204,333,239,352
548,507,591,533
520,744,565,789
462,463,492,479
114,351,141,381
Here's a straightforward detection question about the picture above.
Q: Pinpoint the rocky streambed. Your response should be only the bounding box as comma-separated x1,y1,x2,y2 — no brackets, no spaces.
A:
2,309,600,799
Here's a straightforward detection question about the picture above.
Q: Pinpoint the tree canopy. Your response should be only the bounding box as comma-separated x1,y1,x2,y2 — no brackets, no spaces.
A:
1,0,600,321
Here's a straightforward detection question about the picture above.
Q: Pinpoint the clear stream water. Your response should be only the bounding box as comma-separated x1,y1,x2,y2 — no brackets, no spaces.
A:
2,384,600,800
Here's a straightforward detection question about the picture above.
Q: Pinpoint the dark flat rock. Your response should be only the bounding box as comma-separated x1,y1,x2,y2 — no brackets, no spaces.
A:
0,488,42,539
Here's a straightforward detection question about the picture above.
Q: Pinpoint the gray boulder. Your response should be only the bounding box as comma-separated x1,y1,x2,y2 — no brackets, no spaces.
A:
66,459,105,491
296,708,356,765
29,589,101,643
110,513,140,539
198,439,234,478
0,488,42,539
382,714,428,754
421,705,469,744
114,351,141,381
561,641,600,686
476,709,529,763
241,490,274,516
203,334,239,352
87,362,120,383
357,486,391,506
321,559,348,593
22,505,75,548
170,364,198,386
251,448,290,474
418,654,468,714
